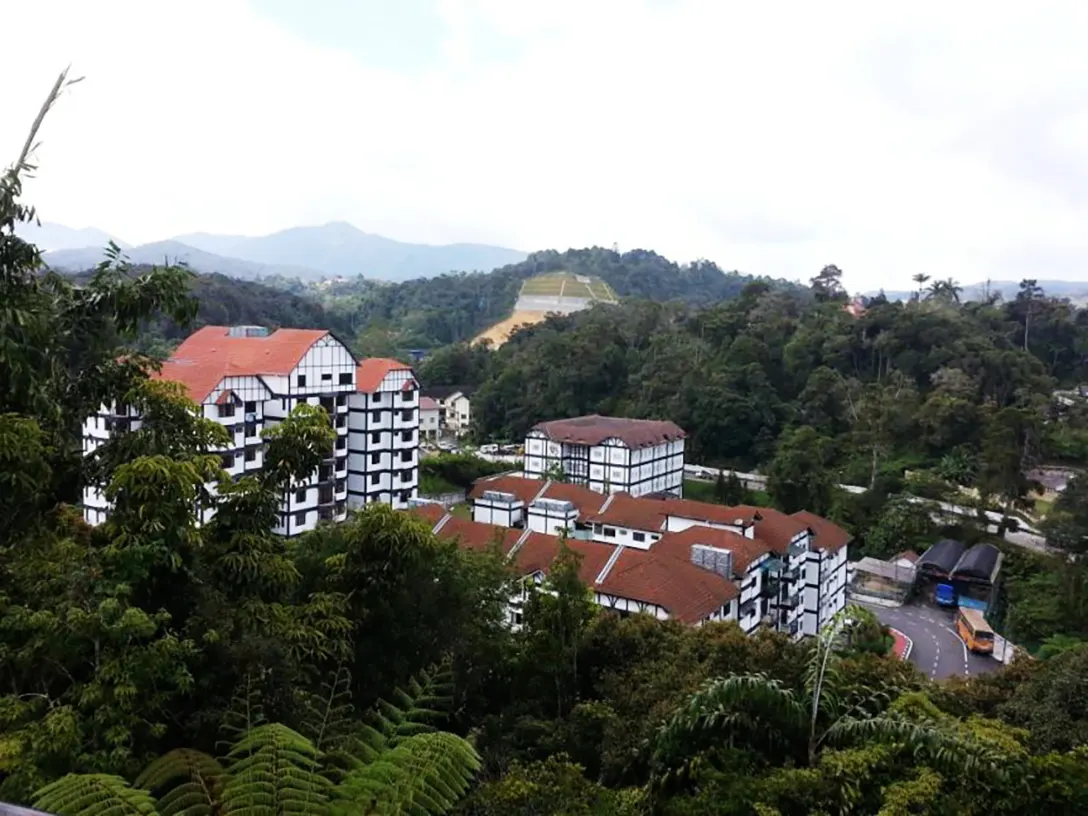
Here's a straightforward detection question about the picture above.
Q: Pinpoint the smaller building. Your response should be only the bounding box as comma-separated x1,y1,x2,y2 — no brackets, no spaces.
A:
523,414,686,497
419,396,441,440
420,386,475,436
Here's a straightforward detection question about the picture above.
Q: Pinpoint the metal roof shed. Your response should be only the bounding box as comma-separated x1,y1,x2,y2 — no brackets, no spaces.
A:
916,539,966,578
951,542,1002,584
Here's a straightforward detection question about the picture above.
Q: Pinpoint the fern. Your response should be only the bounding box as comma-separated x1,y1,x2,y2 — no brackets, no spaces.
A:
33,773,159,816
216,673,269,756
358,661,455,763
221,722,331,816
333,732,480,816
134,749,225,816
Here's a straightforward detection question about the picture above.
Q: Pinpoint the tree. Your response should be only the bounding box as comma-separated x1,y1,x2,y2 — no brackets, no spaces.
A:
765,426,836,514
912,273,931,301
714,470,748,505
648,611,1009,803
810,264,846,303
1017,278,1045,352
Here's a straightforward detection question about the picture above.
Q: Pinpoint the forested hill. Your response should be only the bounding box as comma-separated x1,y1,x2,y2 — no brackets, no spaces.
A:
314,247,799,350
68,268,355,354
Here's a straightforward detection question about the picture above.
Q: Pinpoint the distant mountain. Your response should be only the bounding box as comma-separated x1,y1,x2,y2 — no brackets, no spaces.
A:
42,240,323,281
172,221,527,282
873,280,1088,304
16,221,128,252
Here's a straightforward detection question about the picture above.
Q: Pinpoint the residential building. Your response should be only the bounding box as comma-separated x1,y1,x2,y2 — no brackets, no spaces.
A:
420,385,474,436
523,414,686,497
419,396,441,440
453,473,850,638
347,358,420,510
82,325,421,533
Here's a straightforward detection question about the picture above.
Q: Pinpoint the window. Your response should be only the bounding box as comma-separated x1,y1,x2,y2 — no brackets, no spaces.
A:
401,389,415,401
282,398,288,410
401,431,412,442
632,532,646,543
371,411,381,423
221,453,235,469
370,473,380,485
218,403,235,418
603,527,616,538
245,448,256,462
371,432,380,444
373,393,382,404
295,488,307,504
336,437,346,450
370,453,380,465
295,511,306,526
297,375,307,387
400,491,411,502
400,450,412,462
338,372,352,385
401,409,413,421
400,471,411,483
245,421,257,437
321,372,332,382
244,401,256,413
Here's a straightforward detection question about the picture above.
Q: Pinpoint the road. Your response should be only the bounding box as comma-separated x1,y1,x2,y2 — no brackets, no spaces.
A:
859,603,1001,680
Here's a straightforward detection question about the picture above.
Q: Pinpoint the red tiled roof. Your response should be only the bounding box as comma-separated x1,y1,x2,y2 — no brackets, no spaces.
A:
356,358,414,393
406,503,448,527
600,548,739,623
651,525,774,575
539,481,609,520
513,533,614,585
419,396,439,411
659,498,756,528
469,474,549,505
153,325,330,402
586,492,670,532
791,511,851,553
434,516,524,553
894,549,920,564
532,415,686,449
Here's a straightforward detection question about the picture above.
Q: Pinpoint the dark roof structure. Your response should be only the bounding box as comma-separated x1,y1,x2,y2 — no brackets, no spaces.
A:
950,542,1002,584
420,385,475,399
531,414,686,449
916,539,966,578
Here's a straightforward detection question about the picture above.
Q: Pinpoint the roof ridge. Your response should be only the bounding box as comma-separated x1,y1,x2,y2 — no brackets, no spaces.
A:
594,544,626,585
432,513,453,534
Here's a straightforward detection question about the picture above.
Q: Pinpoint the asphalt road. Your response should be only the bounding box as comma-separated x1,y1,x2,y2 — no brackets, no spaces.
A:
859,603,1002,680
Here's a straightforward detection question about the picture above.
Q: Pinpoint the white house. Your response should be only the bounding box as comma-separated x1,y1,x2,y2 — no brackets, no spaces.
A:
419,396,441,440
347,358,420,511
82,325,420,535
523,415,686,497
420,386,474,436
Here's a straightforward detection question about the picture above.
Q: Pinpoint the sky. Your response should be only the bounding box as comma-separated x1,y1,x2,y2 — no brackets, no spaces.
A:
4,0,1088,292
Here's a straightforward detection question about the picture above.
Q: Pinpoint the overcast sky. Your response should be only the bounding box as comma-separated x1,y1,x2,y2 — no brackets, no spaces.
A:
4,0,1088,291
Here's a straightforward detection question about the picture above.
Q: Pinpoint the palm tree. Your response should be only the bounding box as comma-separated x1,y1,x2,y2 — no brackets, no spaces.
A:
911,273,931,301
648,609,1006,794
925,278,963,303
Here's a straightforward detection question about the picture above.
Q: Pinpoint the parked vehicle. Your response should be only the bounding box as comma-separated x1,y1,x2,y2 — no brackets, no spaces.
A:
935,583,956,607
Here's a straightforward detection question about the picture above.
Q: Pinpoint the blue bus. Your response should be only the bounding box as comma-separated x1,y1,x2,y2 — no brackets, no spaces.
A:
935,583,956,607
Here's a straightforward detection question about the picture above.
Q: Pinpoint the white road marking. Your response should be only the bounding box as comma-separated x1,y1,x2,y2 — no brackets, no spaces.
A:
943,625,970,674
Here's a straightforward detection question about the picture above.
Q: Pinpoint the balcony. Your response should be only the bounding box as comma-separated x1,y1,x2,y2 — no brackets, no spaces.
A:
393,410,418,430
788,540,809,559
785,566,802,583
393,433,416,451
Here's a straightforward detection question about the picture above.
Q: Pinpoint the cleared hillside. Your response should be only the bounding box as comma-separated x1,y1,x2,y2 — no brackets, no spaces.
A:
473,271,618,347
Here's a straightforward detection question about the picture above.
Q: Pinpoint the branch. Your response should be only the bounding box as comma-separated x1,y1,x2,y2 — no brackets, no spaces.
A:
12,67,84,178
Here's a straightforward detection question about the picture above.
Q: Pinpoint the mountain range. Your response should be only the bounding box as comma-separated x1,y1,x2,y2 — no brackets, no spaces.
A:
20,221,527,282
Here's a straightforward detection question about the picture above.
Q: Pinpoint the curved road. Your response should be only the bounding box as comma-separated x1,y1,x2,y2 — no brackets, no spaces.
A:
860,603,1000,680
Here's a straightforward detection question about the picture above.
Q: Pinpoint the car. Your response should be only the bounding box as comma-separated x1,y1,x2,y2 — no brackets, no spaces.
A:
480,444,499,454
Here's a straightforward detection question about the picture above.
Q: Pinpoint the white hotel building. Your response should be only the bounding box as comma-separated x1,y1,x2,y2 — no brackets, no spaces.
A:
446,462,850,638
523,414,686,497
82,325,420,536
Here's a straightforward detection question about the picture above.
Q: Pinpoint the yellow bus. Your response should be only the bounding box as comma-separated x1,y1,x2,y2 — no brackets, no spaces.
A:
955,607,994,655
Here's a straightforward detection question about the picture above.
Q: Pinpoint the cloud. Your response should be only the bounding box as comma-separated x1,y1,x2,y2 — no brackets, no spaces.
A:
4,0,1088,291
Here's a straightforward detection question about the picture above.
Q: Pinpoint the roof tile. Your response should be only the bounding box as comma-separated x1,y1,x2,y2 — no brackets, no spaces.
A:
532,414,686,449
356,358,414,393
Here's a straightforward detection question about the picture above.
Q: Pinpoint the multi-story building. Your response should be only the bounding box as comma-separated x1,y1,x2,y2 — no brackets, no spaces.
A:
419,397,441,440
82,325,420,533
430,472,850,638
522,415,686,497
419,386,474,437
348,357,420,510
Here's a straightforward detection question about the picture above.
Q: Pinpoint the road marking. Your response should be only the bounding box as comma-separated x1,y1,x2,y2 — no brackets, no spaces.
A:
943,625,970,674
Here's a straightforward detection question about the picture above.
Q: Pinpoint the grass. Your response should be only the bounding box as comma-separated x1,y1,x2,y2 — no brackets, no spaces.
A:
682,479,774,508
420,473,459,497
449,503,472,519
518,271,618,302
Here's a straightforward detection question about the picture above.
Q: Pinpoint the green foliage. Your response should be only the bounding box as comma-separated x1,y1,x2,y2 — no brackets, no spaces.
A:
420,454,508,492
33,774,159,816
135,750,225,816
